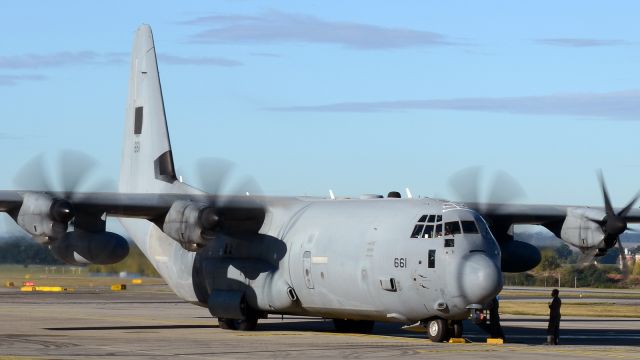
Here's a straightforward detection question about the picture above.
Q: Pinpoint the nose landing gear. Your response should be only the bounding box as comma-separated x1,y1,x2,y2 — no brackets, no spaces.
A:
424,318,463,342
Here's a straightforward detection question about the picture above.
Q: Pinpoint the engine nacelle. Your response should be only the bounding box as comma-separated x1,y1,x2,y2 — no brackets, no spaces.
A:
560,207,605,250
501,240,541,272
16,193,73,244
49,230,129,266
163,201,218,251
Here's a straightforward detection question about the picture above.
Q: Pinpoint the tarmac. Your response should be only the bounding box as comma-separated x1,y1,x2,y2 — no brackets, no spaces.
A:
0,287,639,359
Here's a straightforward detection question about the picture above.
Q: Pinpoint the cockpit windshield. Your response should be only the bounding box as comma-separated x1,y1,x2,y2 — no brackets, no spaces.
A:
444,221,461,235
410,212,484,239
460,221,479,234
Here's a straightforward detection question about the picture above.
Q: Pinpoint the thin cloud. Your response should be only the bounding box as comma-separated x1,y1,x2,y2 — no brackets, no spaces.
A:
0,51,127,69
269,90,640,120
0,74,46,86
157,54,242,67
535,38,628,47
182,11,454,49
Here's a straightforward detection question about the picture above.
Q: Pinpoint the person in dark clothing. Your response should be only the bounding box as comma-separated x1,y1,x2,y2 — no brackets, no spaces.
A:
546,288,561,345
489,296,505,339
478,297,505,340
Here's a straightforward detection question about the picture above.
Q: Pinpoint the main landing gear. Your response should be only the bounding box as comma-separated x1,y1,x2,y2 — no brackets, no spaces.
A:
425,318,463,342
209,292,260,331
217,313,259,331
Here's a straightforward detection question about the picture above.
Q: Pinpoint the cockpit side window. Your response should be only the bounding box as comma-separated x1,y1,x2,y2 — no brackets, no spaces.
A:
418,215,427,223
473,214,494,240
422,224,434,238
410,224,424,238
427,215,436,223
461,220,479,234
444,221,461,235
436,215,442,222
434,223,443,237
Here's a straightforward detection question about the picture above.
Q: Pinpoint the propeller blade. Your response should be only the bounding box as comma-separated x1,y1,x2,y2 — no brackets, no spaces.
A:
597,170,615,218
195,157,236,198
59,150,98,198
448,167,526,215
487,170,526,206
617,192,640,218
13,154,52,191
448,166,481,204
14,150,108,200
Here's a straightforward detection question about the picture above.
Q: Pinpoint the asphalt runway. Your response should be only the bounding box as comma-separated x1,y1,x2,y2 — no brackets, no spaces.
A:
0,288,639,359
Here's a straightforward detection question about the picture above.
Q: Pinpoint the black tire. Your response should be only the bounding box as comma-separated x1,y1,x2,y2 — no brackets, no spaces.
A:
217,318,235,330
450,320,463,338
332,319,375,334
427,318,450,342
235,314,258,331
217,313,259,331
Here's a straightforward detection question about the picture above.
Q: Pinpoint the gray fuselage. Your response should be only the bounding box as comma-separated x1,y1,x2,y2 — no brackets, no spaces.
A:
185,197,503,324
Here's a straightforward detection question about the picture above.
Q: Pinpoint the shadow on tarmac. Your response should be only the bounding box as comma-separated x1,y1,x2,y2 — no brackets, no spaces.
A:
44,317,640,346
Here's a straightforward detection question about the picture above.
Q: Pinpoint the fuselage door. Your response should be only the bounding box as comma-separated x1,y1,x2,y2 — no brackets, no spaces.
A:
303,251,314,289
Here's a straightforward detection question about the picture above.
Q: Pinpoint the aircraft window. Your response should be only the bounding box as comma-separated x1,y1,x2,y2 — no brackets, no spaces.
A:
422,224,434,238
444,221,462,236
434,223,443,237
418,215,427,223
134,106,143,134
473,214,494,240
428,249,436,268
436,215,442,222
411,224,424,238
427,215,436,223
461,221,479,234
444,238,455,247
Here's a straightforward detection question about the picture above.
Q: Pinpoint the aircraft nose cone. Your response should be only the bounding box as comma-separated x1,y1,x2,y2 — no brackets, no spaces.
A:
460,253,502,305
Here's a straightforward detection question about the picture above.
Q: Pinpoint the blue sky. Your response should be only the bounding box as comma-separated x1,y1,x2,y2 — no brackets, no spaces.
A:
1,1,640,210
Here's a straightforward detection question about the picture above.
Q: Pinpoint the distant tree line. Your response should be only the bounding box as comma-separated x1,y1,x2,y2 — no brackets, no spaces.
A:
504,243,640,288
88,244,159,277
0,236,63,265
0,235,158,277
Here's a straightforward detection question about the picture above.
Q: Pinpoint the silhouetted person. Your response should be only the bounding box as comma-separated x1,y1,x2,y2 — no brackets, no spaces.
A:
478,297,505,340
546,288,561,345
490,296,505,339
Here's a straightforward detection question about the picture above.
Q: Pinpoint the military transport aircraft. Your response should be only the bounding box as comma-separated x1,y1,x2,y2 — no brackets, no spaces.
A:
2,25,639,342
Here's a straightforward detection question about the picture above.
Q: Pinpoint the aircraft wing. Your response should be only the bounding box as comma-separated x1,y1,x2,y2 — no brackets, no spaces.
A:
466,201,640,254
0,190,268,238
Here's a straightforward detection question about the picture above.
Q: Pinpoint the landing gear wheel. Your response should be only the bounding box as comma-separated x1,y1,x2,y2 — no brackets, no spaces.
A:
332,319,375,333
426,318,450,342
449,320,463,338
217,313,258,331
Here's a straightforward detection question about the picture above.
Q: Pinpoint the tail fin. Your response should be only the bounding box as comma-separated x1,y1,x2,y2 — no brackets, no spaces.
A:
119,25,177,193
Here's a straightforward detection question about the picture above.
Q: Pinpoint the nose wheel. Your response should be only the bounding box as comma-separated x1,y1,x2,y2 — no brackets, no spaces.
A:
426,318,449,342
425,318,462,342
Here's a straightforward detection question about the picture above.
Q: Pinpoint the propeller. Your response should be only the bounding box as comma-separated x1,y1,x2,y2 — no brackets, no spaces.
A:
597,171,640,244
448,166,526,213
194,157,262,200
13,150,113,222
585,170,640,279
193,157,264,233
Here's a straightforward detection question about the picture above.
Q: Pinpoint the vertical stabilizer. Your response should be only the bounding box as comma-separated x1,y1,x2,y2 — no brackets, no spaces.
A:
117,25,199,303
119,25,177,193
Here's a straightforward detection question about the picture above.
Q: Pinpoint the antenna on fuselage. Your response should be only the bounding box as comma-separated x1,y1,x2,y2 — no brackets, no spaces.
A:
405,187,413,199
329,189,336,200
